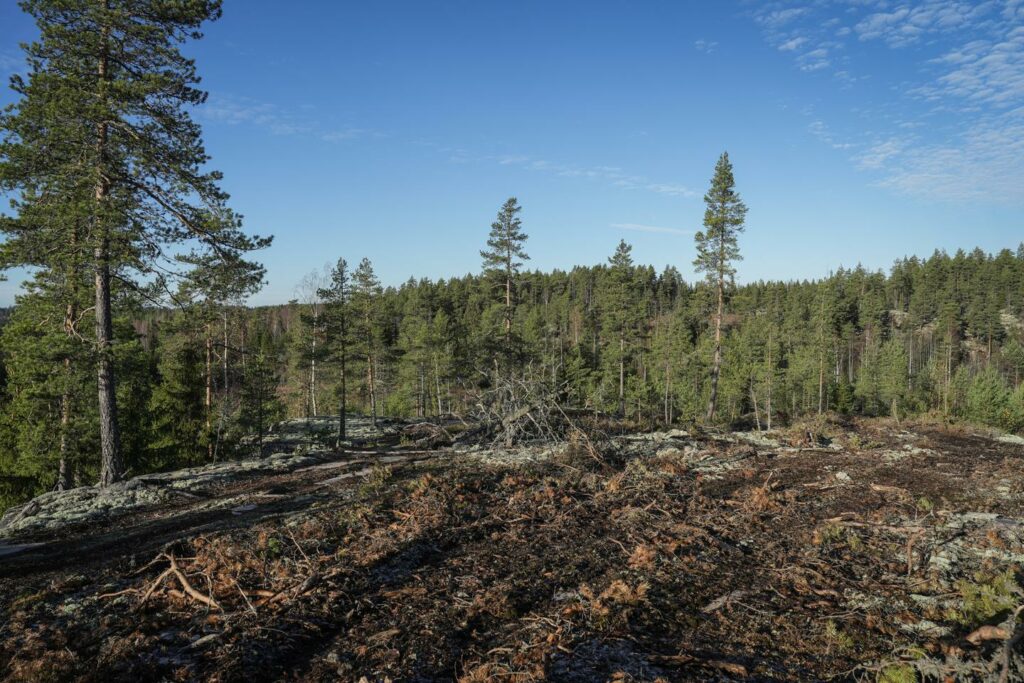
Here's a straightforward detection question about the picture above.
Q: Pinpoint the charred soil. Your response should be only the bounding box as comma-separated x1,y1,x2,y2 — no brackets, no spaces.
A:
2,417,1024,682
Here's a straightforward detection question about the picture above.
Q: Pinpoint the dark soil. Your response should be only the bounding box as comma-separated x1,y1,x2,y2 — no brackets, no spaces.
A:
1,418,1023,682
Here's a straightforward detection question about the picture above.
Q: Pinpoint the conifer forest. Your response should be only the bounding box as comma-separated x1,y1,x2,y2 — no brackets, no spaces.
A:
1,2,1024,682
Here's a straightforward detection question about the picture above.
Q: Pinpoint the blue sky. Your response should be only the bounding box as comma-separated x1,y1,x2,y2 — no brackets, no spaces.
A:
1,0,1022,305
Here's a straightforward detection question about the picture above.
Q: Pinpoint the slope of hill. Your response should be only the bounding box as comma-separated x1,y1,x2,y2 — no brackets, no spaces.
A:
2,417,1023,681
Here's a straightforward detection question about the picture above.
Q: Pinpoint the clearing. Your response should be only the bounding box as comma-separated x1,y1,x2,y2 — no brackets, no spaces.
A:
1,416,1023,681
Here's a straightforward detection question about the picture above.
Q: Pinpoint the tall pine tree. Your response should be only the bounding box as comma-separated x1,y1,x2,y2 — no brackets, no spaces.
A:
481,197,529,364
694,152,747,422
0,0,269,485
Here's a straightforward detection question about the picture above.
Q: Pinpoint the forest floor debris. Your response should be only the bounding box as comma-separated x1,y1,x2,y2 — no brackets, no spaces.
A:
1,417,1024,681
0,417,403,538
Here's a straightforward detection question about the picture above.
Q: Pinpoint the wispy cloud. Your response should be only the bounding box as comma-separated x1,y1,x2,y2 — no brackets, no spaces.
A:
610,223,693,236
756,7,810,30
694,39,719,54
808,120,855,149
485,154,696,198
854,1,991,48
0,52,21,73
797,47,831,72
748,0,1024,205
644,183,695,197
912,27,1024,108
321,127,372,142
855,138,908,170
876,116,1024,201
199,95,378,143
779,37,807,51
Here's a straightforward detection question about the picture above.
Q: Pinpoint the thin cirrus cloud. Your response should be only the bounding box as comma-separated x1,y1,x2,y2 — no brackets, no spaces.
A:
0,52,20,73
490,154,696,198
749,0,1024,205
610,223,693,236
198,95,378,143
694,39,719,53
201,95,696,200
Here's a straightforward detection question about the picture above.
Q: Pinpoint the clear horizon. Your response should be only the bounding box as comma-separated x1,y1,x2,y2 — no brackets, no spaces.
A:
1,0,1021,306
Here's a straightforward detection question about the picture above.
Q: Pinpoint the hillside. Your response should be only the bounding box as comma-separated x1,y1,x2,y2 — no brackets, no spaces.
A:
2,417,1024,681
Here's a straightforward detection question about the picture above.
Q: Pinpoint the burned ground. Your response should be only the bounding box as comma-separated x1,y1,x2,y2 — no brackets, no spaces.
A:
1,418,1023,682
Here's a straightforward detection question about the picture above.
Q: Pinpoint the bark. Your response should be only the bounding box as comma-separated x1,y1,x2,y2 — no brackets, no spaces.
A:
213,311,228,462
94,20,123,486
418,364,425,418
58,225,79,492
310,308,318,417
504,269,512,347
706,274,724,422
338,351,347,445
337,307,347,446
751,384,762,433
368,356,377,426
618,333,625,416
365,307,377,427
434,353,443,417
58,291,76,490
95,233,123,486
663,359,671,425
766,328,773,431
58,356,74,491
205,326,213,461
818,354,825,415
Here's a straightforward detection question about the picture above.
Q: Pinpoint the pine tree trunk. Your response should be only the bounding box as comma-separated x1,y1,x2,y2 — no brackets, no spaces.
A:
706,276,724,422
257,378,264,458
214,312,228,463
944,336,952,415
94,235,122,486
418,364,425,418
223,312,229,394
58,354,74,491
206,326,213,460
504,271,512,351
338,348,347,445
848,342,854,383
94,18,122,488
663,359,671,425
818,354,824,415
618,333,625,416
434,354,443,417
766,329,773,431
751,384,761,432
368,355,377,427
58,244,79,491
310,309,318,417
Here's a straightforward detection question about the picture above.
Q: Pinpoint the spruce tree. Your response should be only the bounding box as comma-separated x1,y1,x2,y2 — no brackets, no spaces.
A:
239,335,283,458
604,239,639,415
147,314,207,467
0,284,94,493
694,152,747,421
0,0,269,486
320,258,351,445
351,258,382,427
176,252,266,461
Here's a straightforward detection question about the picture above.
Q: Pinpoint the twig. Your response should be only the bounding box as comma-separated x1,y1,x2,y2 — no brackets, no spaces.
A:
97,588,140,600
167,554,221,611
137,567,174,609
233,578,257,615
999,605,1024,683
287,528,311,564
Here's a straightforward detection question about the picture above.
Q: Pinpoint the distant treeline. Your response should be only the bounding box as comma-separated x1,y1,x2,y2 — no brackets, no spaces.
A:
3,242,1023,508
251,243,1024,433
